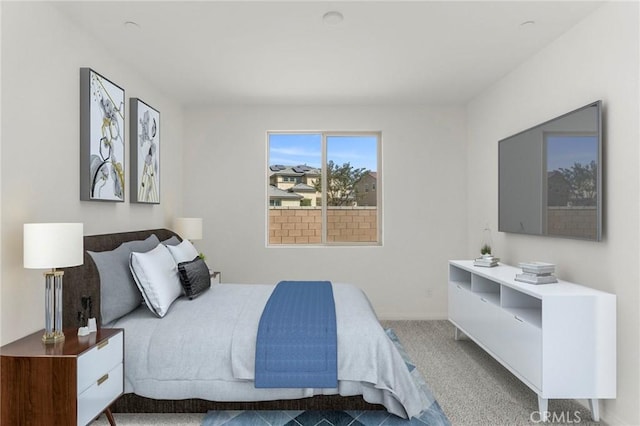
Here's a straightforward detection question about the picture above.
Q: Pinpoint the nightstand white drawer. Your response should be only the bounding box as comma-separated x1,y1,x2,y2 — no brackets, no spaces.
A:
77,331,123,394
77,362,123,426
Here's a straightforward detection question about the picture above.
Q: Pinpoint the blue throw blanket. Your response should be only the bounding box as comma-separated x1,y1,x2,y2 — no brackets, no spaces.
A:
255,281,337,388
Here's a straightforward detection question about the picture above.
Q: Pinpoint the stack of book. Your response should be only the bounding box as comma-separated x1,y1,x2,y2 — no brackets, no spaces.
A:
515,262,558,284
473,255,500,267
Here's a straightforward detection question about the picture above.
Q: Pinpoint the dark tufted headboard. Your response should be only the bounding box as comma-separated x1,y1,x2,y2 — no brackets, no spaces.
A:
61,228,180,329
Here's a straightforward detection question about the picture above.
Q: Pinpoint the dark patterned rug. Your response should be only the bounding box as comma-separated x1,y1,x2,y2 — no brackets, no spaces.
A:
201,329,450,425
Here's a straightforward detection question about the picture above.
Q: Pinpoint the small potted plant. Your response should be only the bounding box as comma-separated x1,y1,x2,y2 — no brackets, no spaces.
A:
480,244,492,258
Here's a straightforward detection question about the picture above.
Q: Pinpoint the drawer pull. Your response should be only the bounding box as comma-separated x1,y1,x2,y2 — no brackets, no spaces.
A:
97,339,109,350
514,316,524,323
97,374,109,386
480,297,488,303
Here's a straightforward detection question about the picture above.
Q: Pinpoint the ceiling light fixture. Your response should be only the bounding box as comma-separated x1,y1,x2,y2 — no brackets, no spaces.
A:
323,11,344,26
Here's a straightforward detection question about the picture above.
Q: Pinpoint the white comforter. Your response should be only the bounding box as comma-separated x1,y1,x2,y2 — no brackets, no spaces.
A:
111,283,428,418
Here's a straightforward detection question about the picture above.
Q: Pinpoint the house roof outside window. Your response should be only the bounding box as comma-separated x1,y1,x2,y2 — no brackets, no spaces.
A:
269,185,303,200
289,183,316,192
269,165,320,177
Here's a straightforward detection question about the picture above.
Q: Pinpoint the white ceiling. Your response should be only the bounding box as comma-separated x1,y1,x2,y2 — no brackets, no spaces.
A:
53,1,604,106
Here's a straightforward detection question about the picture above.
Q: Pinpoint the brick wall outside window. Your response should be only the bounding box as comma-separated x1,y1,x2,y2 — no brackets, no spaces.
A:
269,207,378,244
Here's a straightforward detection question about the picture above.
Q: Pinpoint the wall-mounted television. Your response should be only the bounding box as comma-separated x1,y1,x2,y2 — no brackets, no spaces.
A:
498,101,602,241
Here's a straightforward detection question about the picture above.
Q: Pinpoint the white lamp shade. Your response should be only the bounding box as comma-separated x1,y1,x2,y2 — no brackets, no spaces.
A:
174,217,203,240
24,223,84,269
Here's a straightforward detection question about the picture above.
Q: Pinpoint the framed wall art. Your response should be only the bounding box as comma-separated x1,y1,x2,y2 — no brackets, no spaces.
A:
80,68,125,201
130,98,160,204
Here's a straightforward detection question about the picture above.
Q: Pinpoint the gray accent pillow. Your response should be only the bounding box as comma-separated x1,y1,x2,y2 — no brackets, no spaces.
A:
162,236,181,246
88,234,160,324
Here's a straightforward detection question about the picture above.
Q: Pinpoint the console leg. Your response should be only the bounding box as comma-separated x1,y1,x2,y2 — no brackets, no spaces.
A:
537,395,549,422
588,399,600,422
454,327,464,340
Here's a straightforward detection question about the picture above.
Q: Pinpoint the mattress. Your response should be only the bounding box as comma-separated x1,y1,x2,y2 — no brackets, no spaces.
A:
111,283,428,418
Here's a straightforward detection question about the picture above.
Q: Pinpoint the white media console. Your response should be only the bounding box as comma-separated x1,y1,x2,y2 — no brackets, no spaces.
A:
448,260,616,421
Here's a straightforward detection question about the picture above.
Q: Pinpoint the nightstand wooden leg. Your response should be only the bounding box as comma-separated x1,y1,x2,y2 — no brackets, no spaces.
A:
105,408,116,426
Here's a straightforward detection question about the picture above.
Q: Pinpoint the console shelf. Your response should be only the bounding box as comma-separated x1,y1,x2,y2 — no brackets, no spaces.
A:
448,260,616,422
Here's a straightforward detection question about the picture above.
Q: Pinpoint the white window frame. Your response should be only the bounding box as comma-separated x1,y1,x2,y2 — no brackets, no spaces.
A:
267,130,382,247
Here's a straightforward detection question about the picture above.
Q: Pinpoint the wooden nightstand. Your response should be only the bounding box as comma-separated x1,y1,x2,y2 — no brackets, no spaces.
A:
1,328,124,426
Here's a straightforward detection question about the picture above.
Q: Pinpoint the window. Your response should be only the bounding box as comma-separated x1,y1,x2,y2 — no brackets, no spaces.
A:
268,132,381,245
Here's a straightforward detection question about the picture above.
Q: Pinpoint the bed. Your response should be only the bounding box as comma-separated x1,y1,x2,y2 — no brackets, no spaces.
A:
62,229,428,418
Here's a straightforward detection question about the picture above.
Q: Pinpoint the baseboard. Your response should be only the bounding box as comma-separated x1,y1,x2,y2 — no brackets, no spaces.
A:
599,407,626,426
575,399,626,425
377,312,448,321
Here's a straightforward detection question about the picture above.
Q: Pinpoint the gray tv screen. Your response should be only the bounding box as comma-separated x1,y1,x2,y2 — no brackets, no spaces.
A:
498,101,602,241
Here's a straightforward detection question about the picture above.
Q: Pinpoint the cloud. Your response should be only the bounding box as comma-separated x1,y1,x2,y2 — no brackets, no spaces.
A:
270,147,321,157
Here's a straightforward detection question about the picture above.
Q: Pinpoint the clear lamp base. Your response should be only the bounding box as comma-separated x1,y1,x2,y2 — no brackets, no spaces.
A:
43,270,65,345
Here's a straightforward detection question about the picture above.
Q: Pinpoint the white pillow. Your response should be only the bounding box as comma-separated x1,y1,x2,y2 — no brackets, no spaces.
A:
129,244,183,317
166,239,200,264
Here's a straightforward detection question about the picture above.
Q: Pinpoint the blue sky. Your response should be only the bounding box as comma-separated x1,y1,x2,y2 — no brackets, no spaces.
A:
269,133,378,171
546,135,598,171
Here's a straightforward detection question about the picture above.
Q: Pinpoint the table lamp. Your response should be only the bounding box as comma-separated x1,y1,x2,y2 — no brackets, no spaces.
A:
24,223,84,343
173,217,203,241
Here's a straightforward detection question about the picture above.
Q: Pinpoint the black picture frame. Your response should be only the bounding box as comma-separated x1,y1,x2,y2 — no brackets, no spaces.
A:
130,98,160,204
80,68,126,202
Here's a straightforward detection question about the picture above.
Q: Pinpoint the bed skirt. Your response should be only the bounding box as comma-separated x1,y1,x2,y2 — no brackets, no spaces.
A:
111,394,384,413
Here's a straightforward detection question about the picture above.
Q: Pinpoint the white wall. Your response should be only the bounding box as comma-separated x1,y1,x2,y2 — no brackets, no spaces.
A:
0,2,184,344
183,105,467,319
467,3,639,424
